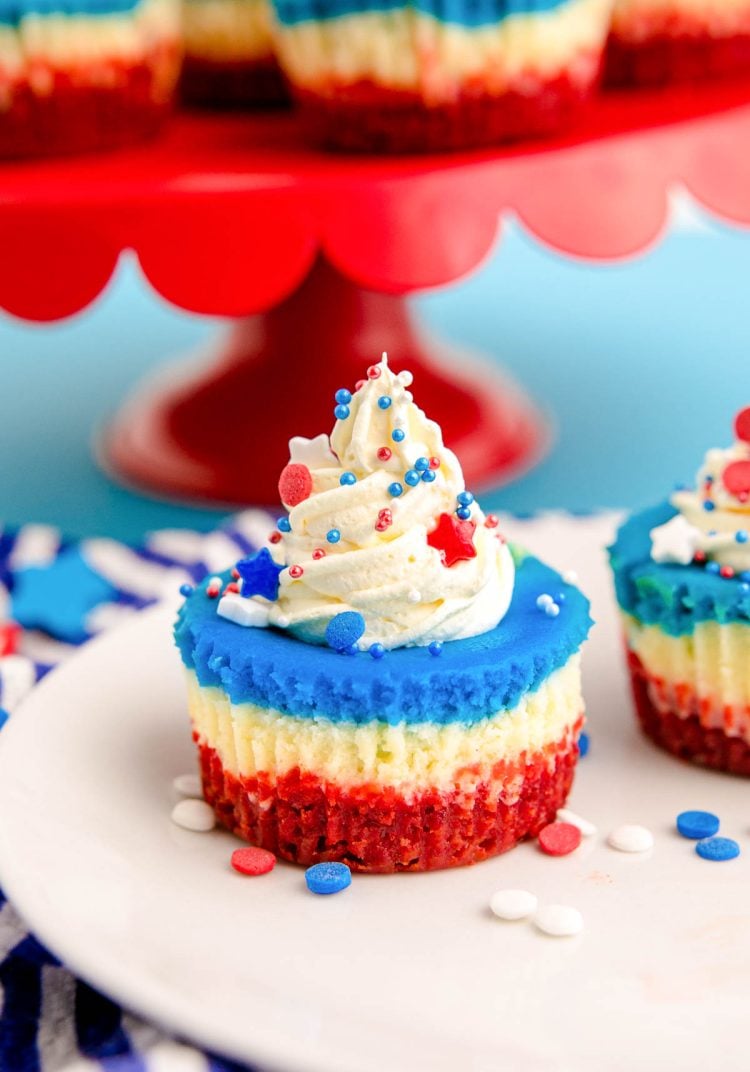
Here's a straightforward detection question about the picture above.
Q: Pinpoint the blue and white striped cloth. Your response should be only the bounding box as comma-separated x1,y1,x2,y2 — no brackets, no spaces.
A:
0,513,276,1072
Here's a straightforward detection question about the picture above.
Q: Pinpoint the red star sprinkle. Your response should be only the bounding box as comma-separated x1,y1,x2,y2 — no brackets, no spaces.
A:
735,407,750,443
427,513,477,567
722,460,750,502
278,463,313,507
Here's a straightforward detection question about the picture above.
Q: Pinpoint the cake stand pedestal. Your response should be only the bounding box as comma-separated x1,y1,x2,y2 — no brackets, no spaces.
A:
3,79,750,504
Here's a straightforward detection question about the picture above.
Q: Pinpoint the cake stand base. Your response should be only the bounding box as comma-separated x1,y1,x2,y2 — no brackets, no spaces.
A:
102,259,547,506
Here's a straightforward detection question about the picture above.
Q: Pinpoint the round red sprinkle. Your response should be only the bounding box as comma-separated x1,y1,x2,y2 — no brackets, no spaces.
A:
207,586,220,599
224,582,240,594
0,622,20,657
269,531,282,544
735,406,750,443
367,365,381,379
312,548,326,560
231,567,240,579
722,460,750,500
538,821,582,857
429,456,441,470
721,565,736,578
694,550,707,563
355,379,366,391
288,565,304,579
484,514,499,528
231,847,276,876
377,447,392,462
278,462,313,507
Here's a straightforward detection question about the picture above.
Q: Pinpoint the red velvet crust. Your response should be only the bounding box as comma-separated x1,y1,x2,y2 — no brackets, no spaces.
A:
605,32,750,87
627,650,750,776
195,723,582,873
180,56,288,107
0,44,180,159
291,64,601,153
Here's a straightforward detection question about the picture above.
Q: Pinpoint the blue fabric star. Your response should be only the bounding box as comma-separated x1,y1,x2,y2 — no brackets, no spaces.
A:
236,548,283,601
11,548,117,643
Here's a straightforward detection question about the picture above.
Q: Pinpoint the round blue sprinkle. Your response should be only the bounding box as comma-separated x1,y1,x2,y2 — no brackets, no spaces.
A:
305,862,352,895
334,404,350,420
696,836,740,862
277,517,291,533
742,571,750,583
391,428,406,443
457,491,475,507
388,482,403,497
706,561,721,574
456,507,472,521
377,396,392,410
0,707,9,730
325,611,366,653
326,529,341,544
703,500,716,512
674,482,688,491
369,642,385,660
421,470,436,483
705,475,715,484
676,810,720,840
404,469,420,487
339,471,357,486
415,457,430,471
578,731,590,758
739,583,750,595
179,583,194,597
428,641,443,656
344,644,359,656
334,388,352,405
736,530,749,544
556,592,567,604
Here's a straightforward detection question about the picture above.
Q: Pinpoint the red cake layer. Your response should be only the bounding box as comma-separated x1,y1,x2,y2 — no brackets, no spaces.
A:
0,44,179,159
195,724,582,872
180,56,288,107
627,650,750,775
605,32,750,86
292,62,600,153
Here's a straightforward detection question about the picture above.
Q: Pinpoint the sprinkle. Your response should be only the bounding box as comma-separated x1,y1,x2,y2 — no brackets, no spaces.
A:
720,565,735,579
544,603,560,618
534,905,584,938
288,565,304,579
736,531,749,543
231,568,240,579
693,550,707,563
377,447,392,461
404,469,420,487
397,370,414,386
742,571,750,583
562,569,579,584
392,429,406,443
429,457,441,470
735,406,750,443
536,594,554,609
334,405,350,420
217,593,271,628
456,507,472,521
722,459,750,500
269,532,282,544
224,582,240,594
278,463,313,507
415,457,430,471
484,515,499,529
538,822,582,857
407,589,421,603
676,810,720,840
607,824,654,853
703,500,716,512
706,561,721,574
277,517,291,533
378,396,392,410
171,799,216,833
490,889,538,921
326,529,341,544
389,482,403,497
369,643,385,659
696,837,740,861
375,508,393,532
556,808,597,837
355,379,366,391
305,861,352,895
335,388,352,405
428,641,443,656
421,470,436,483
236,549,284,601
325,610,365,652
179,583,193,597
312,548,326,560
427,514,477,567
206,578,222,599
276,614,290,628
339,471,357,485
367,365,381,379
173,773,202,798
457,491,474,507
578,731,590,757
231,847,276,876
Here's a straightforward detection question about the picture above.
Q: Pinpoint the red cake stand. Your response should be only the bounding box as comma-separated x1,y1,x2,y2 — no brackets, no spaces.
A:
3,78,750,504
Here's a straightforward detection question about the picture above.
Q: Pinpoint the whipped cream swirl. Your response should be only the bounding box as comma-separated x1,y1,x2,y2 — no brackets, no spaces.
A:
650,409,750,573
258,355,514,650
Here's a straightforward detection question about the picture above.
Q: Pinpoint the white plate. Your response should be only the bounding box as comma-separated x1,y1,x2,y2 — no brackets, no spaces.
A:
1,515,749,1072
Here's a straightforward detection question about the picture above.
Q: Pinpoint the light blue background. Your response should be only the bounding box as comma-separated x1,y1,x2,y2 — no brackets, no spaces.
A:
1,205,748,543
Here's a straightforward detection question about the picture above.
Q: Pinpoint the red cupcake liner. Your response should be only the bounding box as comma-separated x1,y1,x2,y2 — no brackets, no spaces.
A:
627,650,750,776
195,722,582,873
0,43,180,159
180,55,288,107
291,62,601,153
605,32,750,87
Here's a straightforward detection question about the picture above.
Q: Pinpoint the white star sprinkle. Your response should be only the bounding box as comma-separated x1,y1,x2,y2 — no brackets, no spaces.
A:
650,515,702,565
288,434,338,468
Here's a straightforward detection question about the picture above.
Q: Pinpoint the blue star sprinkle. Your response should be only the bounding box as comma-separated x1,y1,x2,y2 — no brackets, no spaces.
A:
236,549,284,601
11,547,117,643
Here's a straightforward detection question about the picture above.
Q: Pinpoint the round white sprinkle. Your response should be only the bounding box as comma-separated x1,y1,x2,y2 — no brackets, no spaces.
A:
544,603,560,618
536,593,554,608
556,808,597,838
562,569,579,585
275,614,290,628
407,589,421,603
393,415,407,429
171,799,216,833
490,889,538,921
607,824,654,853
397,370,414,386
172,773,202,798
403,391,414,403
534,905,584,938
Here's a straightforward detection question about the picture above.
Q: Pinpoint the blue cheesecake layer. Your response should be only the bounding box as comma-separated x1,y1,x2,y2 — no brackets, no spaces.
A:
273,0,572,30
610,502,750,637
174,553,592,726
0,0,139,27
